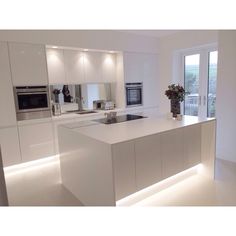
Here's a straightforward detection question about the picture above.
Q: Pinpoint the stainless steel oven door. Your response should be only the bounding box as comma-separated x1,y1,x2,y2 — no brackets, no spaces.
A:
126,83,143,107
15,91,50,113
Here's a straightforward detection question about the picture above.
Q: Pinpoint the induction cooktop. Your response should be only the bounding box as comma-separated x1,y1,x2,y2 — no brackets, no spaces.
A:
94,114,146,125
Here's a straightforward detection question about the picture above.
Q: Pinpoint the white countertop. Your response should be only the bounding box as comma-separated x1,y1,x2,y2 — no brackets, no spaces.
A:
65,115,215,145
17,106,158,125
51,108,124,121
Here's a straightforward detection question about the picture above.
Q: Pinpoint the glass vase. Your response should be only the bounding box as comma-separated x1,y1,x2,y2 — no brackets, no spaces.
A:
170,99,180,118
54,94,59,103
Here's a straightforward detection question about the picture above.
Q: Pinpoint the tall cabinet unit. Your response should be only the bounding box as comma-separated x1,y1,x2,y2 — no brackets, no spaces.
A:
123,52,144,83
141,54,159,108
8,42,48,86
0,42,17,127
123,52,159,108
0,42,21,166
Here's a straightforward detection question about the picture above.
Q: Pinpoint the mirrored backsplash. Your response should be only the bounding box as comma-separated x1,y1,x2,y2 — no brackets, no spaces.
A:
50,83,113,110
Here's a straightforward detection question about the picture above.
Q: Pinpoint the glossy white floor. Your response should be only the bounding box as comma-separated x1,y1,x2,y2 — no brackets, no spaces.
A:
4,157,236,206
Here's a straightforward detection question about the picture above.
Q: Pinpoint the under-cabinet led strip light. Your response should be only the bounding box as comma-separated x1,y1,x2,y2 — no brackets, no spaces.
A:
116,164,202,206
4,155,60,177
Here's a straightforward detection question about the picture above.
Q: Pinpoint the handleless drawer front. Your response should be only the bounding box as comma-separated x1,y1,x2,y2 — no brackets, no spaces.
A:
135,134,162,191
160,129,185,179
0,127,21,167
18,122,55,162
112,141,136,200
183,124,201,169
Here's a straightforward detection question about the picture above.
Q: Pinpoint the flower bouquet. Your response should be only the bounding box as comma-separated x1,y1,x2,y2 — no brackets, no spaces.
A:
165,84,188,117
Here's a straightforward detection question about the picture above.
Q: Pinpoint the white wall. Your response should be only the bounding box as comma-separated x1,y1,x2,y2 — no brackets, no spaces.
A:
216,30,236,162
0,30,159,54
158,30,218,114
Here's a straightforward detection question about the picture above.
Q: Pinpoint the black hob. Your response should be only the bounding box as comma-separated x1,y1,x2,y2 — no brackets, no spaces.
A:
94,114,146,125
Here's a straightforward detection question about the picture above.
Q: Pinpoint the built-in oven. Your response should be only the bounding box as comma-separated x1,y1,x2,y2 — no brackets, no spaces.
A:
14,86,51,121
125,82,143,107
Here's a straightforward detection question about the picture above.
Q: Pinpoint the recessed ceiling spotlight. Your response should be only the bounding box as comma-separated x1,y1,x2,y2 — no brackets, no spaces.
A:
52,46,58,49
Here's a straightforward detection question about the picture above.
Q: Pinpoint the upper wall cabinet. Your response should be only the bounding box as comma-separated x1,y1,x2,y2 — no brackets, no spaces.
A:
101,53,116,83
64,49,85,84
8,42,48,86
84,51,116,84
0,42,17,127
46,48,67,84
47,49,117,84
83,51,103,83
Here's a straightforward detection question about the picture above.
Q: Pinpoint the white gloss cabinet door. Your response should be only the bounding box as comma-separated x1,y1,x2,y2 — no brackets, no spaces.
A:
18,122,55,162
135,134,162,191
64,49,85,84
183,124,201,169
112,141,136,200
9,42,48,86
0,127,21,167
46,48,66,84
142,54,159,108
123,52,144,83
0,42,17,127
52,118,75,155
101,53,116,83
160,129,184,179
83,51,102,83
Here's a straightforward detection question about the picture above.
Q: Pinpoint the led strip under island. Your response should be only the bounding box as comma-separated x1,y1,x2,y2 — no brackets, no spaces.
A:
116,164,202,206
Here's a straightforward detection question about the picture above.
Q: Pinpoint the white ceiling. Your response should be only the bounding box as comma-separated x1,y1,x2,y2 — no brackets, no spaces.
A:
119,30,181,38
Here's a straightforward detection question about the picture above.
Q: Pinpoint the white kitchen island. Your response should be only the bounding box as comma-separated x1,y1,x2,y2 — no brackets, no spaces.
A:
58,115,216,206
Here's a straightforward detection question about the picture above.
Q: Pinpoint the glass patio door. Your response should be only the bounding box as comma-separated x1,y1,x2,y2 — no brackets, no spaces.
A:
183,48,218,118
207,51,218,117
184,54,200,116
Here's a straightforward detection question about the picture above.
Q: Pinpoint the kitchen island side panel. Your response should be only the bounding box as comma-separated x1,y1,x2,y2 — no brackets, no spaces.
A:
58,126,116,206
201,120,216,179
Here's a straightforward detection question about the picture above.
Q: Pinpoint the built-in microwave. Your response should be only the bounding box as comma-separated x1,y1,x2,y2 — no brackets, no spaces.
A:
125,82,143,107
14,86,51,121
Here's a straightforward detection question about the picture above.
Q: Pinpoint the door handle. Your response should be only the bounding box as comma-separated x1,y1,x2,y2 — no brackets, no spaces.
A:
198,95,201,106
203,96,206,106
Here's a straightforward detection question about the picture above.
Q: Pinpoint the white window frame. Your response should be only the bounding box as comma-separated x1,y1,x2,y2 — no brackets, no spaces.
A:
173,43,218,117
